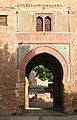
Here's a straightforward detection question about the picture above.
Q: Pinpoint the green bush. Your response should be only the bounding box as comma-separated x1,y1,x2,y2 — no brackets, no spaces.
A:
34,65,53,81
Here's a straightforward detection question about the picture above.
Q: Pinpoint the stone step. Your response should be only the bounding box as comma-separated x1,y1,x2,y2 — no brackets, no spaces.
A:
21,108,64,116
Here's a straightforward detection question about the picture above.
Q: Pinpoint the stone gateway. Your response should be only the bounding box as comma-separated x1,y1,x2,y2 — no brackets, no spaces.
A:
0,0,77,115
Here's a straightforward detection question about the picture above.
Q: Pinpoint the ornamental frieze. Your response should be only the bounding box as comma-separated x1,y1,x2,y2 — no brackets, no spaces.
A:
17,3,62,8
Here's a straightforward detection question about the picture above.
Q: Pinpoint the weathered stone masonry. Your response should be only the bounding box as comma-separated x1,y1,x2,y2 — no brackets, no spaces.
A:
0,0,77,115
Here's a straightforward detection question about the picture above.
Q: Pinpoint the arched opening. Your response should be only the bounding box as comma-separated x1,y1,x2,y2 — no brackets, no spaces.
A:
25,52,63,110
19,46,68,111
28,65,54,109
36,16,43,31
45,16,51,31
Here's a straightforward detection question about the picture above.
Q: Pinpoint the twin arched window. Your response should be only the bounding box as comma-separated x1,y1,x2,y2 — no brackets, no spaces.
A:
36,16,51,31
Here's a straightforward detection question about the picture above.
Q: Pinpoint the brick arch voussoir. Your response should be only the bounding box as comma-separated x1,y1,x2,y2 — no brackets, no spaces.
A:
19,46,68,83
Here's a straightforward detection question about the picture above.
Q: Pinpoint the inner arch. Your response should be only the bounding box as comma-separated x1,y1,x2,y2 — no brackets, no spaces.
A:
25,52,63,109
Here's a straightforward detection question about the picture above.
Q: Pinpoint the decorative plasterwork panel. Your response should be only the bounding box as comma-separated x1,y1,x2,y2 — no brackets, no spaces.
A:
17,43,70,67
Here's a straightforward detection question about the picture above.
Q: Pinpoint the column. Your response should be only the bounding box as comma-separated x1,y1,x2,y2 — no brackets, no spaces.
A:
25,77,29,109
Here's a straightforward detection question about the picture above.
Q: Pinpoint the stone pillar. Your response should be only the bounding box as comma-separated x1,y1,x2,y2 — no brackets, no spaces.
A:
63,84,74,113
25,77,29,109
16,82,25,107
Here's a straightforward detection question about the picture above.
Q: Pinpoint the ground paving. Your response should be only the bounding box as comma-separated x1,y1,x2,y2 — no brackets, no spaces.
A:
0,115,77,120
0,109,77,120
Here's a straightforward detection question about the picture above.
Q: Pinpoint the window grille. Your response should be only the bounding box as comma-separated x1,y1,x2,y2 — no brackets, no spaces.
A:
36,16,43,31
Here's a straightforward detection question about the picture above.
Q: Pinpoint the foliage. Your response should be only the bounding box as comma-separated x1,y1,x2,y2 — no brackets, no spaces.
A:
34,65,53,81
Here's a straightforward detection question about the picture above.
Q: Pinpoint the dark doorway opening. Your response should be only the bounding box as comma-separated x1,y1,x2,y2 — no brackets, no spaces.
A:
25,52,63,110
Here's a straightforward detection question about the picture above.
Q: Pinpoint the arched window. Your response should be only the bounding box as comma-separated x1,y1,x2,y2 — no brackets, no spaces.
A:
45,16,51,31
36,16,43,31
